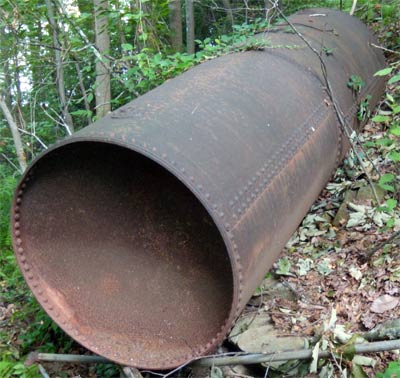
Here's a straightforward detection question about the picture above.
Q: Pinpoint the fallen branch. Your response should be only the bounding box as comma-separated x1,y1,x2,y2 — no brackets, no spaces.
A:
27,352,110,365
38,364,50,378
194,339,400,367
122,366,143,378
28,339,400,369
371,43,400,56
363,230,400,261
350,0,358,16
1,152,21,172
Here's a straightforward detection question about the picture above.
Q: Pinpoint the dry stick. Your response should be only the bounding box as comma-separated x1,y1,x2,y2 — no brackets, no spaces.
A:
350,0,358,16
272,4,382,206
18,127,48,149
29,353,110,364
122,366,143,378
371,42,400,56
194,339,400,367
38,364,50,378
1,152,21,172
364,229,400,261
31,339,400,369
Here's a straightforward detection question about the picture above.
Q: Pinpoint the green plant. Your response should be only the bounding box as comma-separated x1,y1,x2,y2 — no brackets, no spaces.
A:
347,74,366,94
358,95,372,120
0,356,42,378
377,359,400,378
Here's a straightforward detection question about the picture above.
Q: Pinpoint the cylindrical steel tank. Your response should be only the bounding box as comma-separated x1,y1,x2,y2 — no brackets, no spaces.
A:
11,8,385,369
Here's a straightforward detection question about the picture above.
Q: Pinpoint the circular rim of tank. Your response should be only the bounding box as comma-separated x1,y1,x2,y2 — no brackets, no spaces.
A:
11,137,240,369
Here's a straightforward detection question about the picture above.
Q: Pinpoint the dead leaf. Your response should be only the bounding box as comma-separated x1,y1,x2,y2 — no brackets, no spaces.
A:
370,295,399,313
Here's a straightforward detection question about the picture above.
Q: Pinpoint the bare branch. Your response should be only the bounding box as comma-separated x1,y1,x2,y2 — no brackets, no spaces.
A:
350,0,358,16
0,96,27,172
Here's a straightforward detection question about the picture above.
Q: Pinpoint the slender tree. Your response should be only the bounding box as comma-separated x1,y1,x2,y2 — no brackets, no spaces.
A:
185,0,195,54
0,96,27,172
94,0,111,118
169,0,183,52
45,0,74,133
222,0,234,30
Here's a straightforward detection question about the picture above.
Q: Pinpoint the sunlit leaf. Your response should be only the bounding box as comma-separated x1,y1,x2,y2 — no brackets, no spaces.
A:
374,67,393,76
389,126,400,136
388,74,400,84
372,115,390,122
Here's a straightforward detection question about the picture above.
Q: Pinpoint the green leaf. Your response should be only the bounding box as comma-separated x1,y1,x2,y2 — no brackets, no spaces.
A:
372,115,390,122
374,67,393,76
276,257,293,276
377,360,400,378
210,367,224,378
317,258,333,275
0,361,13,377
121,43,133,51
387,93,395,103
375,137,394,147
380,173,395,183
392,106,400,114
379,173,395,192
389,126,400,136
388,151,400,162
70,109,92,117
352,363,368,378
386,199,398,211
388,74,400,84
386,218,395,228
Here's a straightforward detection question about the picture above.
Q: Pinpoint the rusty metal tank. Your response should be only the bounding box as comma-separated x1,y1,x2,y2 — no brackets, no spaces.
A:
11,8,385,369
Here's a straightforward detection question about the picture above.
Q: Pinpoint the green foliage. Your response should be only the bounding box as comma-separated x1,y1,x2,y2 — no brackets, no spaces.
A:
347,74,366,94
275,257,293,276
94,363,120,378
379,173,395,192
358,95,372,121
0,359,40,378
377,359,400,378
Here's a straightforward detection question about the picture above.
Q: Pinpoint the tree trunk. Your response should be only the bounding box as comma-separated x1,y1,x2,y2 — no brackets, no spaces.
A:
169,0,183,52
0,27,12,110
74,62,92,126
185,0,195,54
13,54,26,129
222,0,234,30
94,0,111,118
0,97,27,172
45,0,74,133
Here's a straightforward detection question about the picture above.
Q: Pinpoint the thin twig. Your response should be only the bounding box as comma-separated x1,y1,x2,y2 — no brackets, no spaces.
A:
38,364,50,378
271,3,382,206
350,0,358,15
364,230,400,261
18,128,48,149
371,43,400,56
122,366,143,378
330,351,345,377
31,339,400,370
1,153,22,173
29,352,110,365
194,339,400,367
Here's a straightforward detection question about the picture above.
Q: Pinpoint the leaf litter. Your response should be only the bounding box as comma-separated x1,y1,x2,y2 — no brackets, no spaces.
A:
240,115,400,376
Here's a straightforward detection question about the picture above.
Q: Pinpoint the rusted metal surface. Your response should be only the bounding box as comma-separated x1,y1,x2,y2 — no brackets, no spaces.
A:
11,8,385,370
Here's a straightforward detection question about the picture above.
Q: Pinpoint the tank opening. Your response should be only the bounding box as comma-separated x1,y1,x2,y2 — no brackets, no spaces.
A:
16,142,234,367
